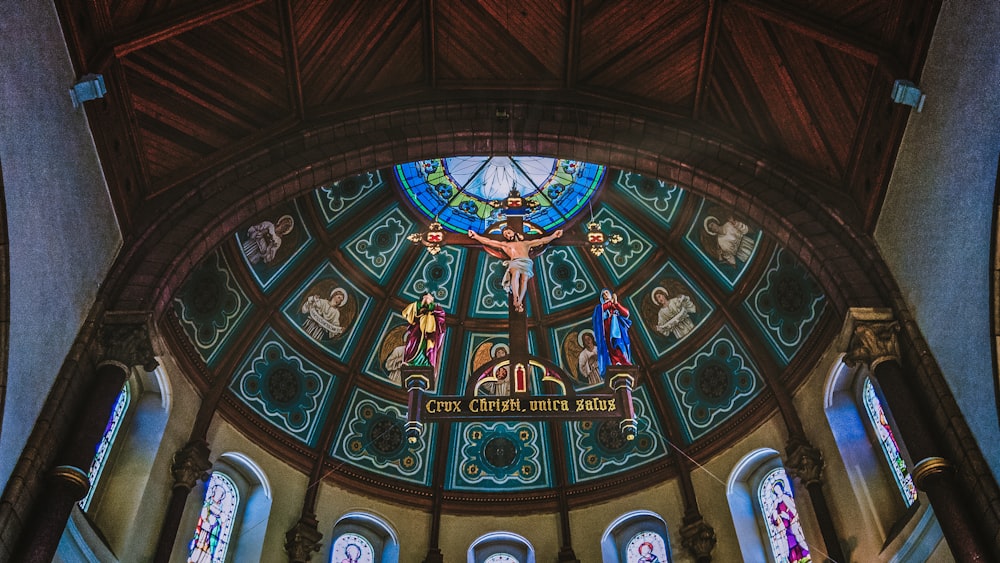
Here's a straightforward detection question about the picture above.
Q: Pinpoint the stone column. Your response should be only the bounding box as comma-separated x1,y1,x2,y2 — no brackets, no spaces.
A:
848,321,990,562
784,437,846,563
153,439,213,562
14,318,156,563
285,512,323,562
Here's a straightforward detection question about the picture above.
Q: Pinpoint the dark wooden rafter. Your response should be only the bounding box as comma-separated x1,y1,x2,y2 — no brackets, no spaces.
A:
276,0,304,120
563,0,582,89
103,0,268,63
423,0,437,89
733,0,887,67
692,0,719,119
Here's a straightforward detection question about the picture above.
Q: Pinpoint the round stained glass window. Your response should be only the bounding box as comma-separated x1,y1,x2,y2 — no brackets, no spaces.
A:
396,156,605,233
331,533,375,563
625,530,668,563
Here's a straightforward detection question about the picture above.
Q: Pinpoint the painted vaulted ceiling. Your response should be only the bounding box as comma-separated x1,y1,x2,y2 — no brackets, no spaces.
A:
55,0,940,512
168,157,830,508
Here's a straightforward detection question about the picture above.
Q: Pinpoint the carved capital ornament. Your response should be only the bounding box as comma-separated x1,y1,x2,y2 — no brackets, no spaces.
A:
846,321,900,371
98,317,158,371
285,514,323,562
170,440,212,490
785,438,825,486
680,517,717,562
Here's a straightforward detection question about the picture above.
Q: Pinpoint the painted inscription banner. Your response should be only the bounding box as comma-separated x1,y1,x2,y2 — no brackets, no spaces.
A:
420,394,623,421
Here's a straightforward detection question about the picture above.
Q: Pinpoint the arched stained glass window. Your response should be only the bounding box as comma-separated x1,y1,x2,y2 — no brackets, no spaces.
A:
483,554,519,563
79,384,130,511
862,377,917,506
625,530,669,563
331,533,375,563
188,472,239,563
396,156,604,233
758,468,811,563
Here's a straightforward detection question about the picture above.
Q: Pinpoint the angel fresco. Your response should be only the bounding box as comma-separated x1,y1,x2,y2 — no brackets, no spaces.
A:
562,329,602,386
641,280,698,342
300,282,355,340
242,214,294,265
378,324,409,385
699,206,756,266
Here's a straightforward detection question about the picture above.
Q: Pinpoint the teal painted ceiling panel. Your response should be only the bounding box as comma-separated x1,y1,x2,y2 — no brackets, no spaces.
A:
340,204,414,284
313,171,388,229
229,328,338,447
172,248,253,367
329,387,435,486
563,386,667,484
681,198,762,291
744,248,827,365
610,170,685,229
235,200,314,292
446,421,553,491
662,325,765,443
280,261,373,362
623,261,715,359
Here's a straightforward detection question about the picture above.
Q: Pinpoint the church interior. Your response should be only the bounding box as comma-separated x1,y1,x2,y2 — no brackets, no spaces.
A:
1,0,999,562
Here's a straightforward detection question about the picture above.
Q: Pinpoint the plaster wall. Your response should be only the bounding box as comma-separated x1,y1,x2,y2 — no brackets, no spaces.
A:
875,0,1000,484
0,0,121,486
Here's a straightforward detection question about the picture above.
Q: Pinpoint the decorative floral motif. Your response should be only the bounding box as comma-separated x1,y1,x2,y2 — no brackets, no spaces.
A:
471,254,512,317
565,387,665,483
613,171,684,227
536,247,597,313
588,206,654,284
332,390,431,485
745,248,826,364
342,205,413,283
448,422,548,490
663,326,762,442
174,249,252,366
313,171,385,227
401,246,465,312
230,332,336,446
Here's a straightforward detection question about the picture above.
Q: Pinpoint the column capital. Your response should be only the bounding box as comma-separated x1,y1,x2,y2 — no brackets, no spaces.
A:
170,440,212,490
785,438,825,486
557,545,580,562
99,313,158,371
285,513,323,563
50,465,91,500
912,456,954,490
846,321,900,371
680,517,717,562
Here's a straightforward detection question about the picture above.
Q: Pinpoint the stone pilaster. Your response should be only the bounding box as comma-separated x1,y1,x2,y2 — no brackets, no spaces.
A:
680,517,716,563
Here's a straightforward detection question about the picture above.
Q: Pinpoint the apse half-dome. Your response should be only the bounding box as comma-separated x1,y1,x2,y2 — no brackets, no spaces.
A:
168,155,831,510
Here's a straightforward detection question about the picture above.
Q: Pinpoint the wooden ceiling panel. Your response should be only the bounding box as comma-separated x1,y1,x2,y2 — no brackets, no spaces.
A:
122,3,288,184
578,0,706,109
704,3,879,179
772,0,896,41
435,0,566,85
295,1,426,107
108,0,203,29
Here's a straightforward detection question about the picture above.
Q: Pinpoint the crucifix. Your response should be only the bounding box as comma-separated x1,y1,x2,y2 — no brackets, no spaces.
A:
407,188,623,394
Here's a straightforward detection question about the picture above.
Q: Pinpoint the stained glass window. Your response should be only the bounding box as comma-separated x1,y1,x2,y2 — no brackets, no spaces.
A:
758,468,811,563
331,533,375,563
483,554,520,563
79,384,130,511
188,472,239,563
396,156,605,233
625,530,669,563
862,377,917,506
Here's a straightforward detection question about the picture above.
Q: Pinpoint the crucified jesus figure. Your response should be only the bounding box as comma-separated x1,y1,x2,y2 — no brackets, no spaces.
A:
468,227,563,312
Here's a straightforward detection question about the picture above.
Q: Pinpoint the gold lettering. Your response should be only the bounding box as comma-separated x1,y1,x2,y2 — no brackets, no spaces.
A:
558,399,569,411
608,398,616,412
426,400,437,414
